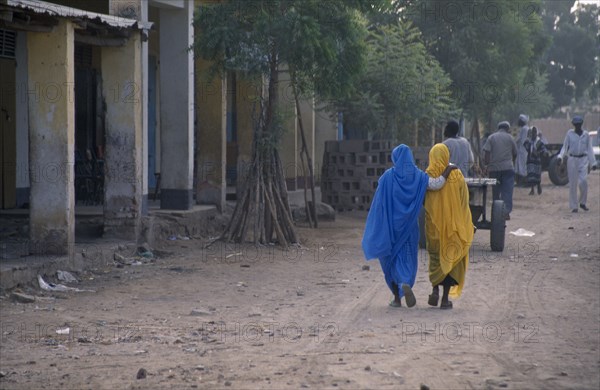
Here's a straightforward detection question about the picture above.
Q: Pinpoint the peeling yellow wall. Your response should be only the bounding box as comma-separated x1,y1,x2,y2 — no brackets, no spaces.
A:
27,19,75,254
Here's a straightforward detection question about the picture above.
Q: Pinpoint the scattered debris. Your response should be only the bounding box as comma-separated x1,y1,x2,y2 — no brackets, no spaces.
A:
509,228,535,237
10,292,35,304
38,275,95,293
138,251,154,259
56,327,70,335
136,368,147,379
190,309,211,316
168,235,190,241
57,270,78,283
137,244,154,259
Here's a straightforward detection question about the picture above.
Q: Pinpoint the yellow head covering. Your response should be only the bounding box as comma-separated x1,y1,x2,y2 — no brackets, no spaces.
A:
425,144,474,298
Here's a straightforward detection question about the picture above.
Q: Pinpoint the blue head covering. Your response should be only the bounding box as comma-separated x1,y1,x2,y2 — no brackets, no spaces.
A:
362,145,429,261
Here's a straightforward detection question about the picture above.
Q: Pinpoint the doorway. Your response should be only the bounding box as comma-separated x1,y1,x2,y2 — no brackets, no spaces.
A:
0,56,16,209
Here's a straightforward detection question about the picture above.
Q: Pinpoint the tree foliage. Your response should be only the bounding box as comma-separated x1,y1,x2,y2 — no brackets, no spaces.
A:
406,0,548,132
339,20,455,142
541,1,599,109
193,0,386,245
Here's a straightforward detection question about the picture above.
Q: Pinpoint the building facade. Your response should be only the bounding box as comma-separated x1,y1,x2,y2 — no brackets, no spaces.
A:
0,0,336,256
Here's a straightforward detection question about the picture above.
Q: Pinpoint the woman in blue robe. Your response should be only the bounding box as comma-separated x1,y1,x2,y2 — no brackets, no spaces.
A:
362,144,455,307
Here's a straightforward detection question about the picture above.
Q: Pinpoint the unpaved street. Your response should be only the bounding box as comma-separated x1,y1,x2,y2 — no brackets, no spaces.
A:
1,173,599,389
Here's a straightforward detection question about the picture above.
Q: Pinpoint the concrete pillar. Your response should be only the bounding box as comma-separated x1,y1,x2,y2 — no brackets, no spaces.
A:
27,20,75,255
101,32,143,240
159,1,194,210
108,0,148,214
196,58,226,211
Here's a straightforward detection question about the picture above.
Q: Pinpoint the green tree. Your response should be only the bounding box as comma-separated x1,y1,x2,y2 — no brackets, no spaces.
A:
193,0,385,246
406,0,548,157
339,21,455,143
542,1,599,109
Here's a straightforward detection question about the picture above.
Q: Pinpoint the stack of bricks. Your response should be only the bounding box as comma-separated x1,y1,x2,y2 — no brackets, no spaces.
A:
321,140,394,212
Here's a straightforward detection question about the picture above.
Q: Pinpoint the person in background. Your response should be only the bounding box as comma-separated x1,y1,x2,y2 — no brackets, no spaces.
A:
443,119,474,177
515,114,530,186
482,121,518,220
424,144,474,310
557,116,598,212
362,145,457,308
523,126,548,195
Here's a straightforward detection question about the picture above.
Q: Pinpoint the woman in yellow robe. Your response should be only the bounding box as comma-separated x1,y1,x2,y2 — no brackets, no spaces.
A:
425,144,474,309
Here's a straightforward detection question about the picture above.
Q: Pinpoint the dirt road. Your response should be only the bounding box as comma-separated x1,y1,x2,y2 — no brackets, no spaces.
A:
1,173,599,389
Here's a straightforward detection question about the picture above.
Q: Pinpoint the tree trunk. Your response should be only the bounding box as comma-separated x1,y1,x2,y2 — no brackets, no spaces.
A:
289,72,317,228
211,52,298,248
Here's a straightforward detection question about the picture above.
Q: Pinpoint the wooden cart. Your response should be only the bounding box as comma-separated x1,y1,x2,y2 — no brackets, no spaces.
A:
419,177,506,252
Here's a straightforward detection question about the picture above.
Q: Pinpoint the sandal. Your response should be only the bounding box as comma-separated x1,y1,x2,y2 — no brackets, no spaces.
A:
440,301,453,310
389,300,401,308
428,293,439,307
401,284,416,308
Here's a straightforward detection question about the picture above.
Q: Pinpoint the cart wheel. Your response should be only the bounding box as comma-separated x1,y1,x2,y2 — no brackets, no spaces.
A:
418,208,426,249
548,155,568,186
490,200,505,252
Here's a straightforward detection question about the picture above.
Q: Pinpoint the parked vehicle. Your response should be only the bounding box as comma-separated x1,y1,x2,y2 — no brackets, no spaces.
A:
590,130,600,165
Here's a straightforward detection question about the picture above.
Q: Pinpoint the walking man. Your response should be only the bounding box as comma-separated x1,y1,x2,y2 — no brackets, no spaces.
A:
557,116,598,212
483,121,518,220
515,114,529,185
443,119,474,177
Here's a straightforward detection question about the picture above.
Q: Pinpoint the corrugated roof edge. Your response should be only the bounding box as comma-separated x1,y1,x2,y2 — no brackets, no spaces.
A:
4,0,153,30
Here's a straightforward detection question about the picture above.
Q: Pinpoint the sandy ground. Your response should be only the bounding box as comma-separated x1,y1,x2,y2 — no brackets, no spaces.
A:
0,172,599,390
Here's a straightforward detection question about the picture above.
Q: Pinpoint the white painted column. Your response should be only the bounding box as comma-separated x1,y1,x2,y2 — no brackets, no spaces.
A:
101,32,143,240
158,0,194,209
27,20,75,255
